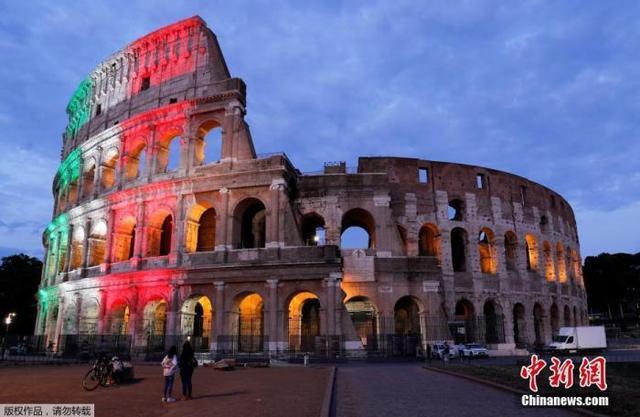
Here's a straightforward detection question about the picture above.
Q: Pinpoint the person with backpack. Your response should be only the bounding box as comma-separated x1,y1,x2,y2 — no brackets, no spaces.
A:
161,346,178,403
179,341,198,400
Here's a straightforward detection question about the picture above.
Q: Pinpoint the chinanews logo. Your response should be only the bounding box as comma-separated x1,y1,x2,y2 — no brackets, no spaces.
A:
519,355,609,408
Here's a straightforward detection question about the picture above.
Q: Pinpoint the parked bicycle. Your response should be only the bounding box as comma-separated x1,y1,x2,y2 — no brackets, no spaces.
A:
82,353,111,391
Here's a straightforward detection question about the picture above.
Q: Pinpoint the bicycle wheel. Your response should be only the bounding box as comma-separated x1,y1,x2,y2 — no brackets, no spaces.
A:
99,368,109,387
82,369,101,391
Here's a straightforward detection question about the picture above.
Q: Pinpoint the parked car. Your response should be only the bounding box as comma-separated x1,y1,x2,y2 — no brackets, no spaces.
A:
462,343,488,358
431,343,458,359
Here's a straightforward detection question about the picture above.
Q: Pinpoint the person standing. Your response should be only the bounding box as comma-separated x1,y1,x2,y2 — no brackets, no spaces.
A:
179,341,197,400
161,346,178,403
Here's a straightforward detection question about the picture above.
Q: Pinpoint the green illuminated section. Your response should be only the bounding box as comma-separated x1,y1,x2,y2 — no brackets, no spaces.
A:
56,148,81,191
45,214,69,240
65,76,93,139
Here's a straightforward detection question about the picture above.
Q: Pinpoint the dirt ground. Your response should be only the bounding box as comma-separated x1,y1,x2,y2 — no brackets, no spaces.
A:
0,363,331,417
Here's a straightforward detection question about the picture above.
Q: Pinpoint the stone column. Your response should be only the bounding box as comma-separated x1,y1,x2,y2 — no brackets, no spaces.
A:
54,297,65,353
165,284,180,350
92,146,103,198
267,180,286,248
74,293,83,335
502,301,515,345
325,275,338,336
76,158,85,204
101,209,115,273
81,218,92,271
266,279,279,353
170,194,184,265
213,282,225,352
64,224,74,274
132,200,145,266
97,289,107,335
216,188,231,251
128,289,139,353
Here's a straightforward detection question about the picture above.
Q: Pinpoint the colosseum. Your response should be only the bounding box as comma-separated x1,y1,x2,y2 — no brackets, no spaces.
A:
35,16,588,359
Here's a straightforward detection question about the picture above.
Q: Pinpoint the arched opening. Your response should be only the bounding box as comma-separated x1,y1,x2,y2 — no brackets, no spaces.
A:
448,199,464,221
345,296,378,351
556,243,567,283
287,292,321,352
301,213,326,246
70,227,85,270
543,241,555,281
82,160,95,199
483,300,504,344
194,121,222,165
180,295,213,351
234,293,264,353
112,216,135,263
79,300,99,335
513,303,527,347
452,299,476,343
478,227,497,274
196,208,216,252
418,223,440,258
564,305,571,327
143,299,167,353
62,303,77,335
146,211,173,257
67,179,78,204
450,227,467,272
525,234,538,271
504,231,518,271
156,133,182,173
100,148,119,190
533,303,545,347
234,199,267,249
88,220,108,266
108,302,130,335
393,296,422,356
550,304,560,335
125,142,146,181
341,208,375,249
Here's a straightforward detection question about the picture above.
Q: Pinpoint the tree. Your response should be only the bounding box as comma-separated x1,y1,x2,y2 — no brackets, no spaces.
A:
583,252,640,321
0,254,43,335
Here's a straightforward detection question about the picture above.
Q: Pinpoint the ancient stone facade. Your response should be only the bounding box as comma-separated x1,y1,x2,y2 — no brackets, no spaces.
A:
36,16,587,357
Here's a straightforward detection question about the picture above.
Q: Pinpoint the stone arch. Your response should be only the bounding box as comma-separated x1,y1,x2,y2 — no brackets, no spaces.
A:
483,299,504,344
125,139,147,181
79,298,99,335
142,298,168,337
156,128,183,173
341,208,376,249
231,292,264,353
112,216,135,262
287,291,321,352
185,202,217,252
180,294,213,350
513,303,527,346
82,157,96,198
147,209,173,256
504,231,518,271
543,241,555,281
345,296,379,351
533,303,545,346
194,119,223,165
452,298,476,343
89,219,108,266
62,301,77,335
418,223,440,258
450,227,468,272
100,147,119,190
394,295,423,335
448,199,465,221
478,227,497,274
301,213,326,246
70,226,85,270
107,299,131,335
525,234,539,271
233,198,267,249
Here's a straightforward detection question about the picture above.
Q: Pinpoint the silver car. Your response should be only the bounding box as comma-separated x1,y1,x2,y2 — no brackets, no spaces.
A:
462,343,488,358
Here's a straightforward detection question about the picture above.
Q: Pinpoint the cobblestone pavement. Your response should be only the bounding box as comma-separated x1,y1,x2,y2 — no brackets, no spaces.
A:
333,363,577,417
0,364,330,417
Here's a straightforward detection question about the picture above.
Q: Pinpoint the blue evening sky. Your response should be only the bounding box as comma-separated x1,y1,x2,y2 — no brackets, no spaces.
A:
0,0,638,259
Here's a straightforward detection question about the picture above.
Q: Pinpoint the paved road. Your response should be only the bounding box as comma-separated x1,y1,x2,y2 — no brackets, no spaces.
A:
333,363,576,417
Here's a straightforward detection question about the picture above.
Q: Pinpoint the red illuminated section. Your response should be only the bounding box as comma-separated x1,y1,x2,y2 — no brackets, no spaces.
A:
125,16,205,98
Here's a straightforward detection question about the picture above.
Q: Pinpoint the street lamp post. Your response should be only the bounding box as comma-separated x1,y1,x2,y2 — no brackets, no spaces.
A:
2,313,16,360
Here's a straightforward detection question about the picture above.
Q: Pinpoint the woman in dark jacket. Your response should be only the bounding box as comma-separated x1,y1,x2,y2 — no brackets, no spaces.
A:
179,341,196,400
